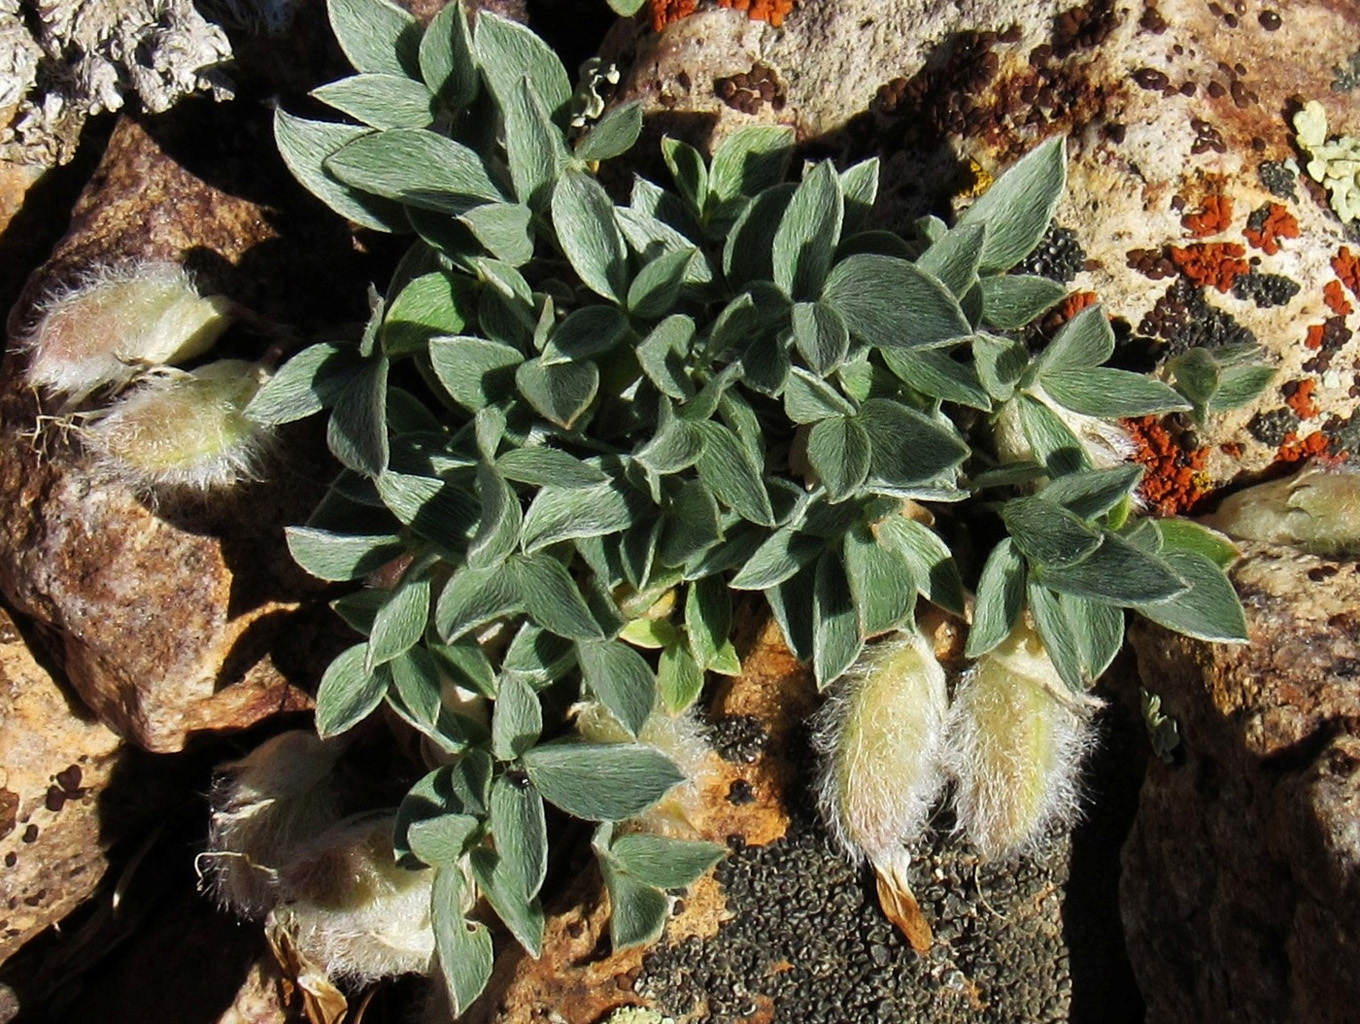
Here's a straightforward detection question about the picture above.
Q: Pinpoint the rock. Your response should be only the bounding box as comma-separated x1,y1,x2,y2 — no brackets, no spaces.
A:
0,97,387,751
1125,541,1360,1024
0,0,233,168
611,0,1360,508
0,606,122,965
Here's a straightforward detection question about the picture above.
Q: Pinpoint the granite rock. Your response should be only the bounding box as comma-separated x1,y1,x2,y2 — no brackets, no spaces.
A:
1125,541,1360,1024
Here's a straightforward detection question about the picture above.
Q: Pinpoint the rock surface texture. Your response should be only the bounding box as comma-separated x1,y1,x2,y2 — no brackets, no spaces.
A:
1126,541,1360,1024
0,0,233,167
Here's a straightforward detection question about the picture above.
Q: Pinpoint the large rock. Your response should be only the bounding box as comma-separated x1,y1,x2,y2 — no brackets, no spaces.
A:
1125,541,1360,1024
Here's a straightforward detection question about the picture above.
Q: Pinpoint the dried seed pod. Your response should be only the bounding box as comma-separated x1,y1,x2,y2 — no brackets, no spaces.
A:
992,387,1135,471
946,620,1095,859
812,630,949,950
83,359,274,490
1205,463,1360,556
23,261,232,403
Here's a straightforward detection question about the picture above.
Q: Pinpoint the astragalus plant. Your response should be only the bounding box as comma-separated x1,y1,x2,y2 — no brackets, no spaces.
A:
235,0,1272,1009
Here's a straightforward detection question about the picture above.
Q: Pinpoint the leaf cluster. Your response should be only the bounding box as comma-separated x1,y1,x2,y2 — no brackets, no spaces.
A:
259,0,1273,1004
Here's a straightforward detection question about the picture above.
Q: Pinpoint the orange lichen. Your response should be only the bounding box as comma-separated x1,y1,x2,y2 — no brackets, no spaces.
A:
1123,415,1211,516
1306,323,1327,350
1332,247,1360,300
715,0,795,26
1282,378,1320,419
1324,280,1353,317
648,0,697,30
1220,441,1244,458
1181,195,1233,237
1037,290,1100,336
1168,242,1249,292
1275,430,1331,465
1242,202,1299,255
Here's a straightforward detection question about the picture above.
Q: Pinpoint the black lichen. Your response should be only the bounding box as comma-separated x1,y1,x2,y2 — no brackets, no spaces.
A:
1231,271,1301,308
1247,407,1300,447
1015,225,1087,283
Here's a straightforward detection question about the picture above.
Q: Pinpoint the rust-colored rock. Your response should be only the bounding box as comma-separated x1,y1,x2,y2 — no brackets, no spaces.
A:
1126,542,1360,1024
0,607,122,964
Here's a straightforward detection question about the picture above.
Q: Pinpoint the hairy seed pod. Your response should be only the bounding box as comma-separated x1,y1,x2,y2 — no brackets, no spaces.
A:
23,261,232,403
83,359,274,490
812,630,948,949
946,620,1095,860
1205,463,1360,556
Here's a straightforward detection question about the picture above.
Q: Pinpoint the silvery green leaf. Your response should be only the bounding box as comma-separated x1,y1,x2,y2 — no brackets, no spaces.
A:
274,112,406,232
382,272,473,356
397,755,489,863
1042,368,1191,418
516,357,599,429
366,573,431,670
467,465,522,568
658,480,724,566
637,314,696,400
657,640,704,713
431,638,497,698
502,621,577,684
773,162,844,299
553,172,630,302
971,333,1030,402
312,74,434,129
916,223,985,298
521,742,683,820
616,209,712,285
730,527,820,590
328,357,389,476
247,342,363,424
1210,363,1276,410
839,157,880,236
857,398,969,489
956,137,1066,273
621,518,661,589
1029,583,1124,690
705,293,760,363
724,183,795,289
822,254,970,349
375,471,479,544
969,461,1046,491
978,274,1066,330
1134,549,1247,642
1014,394,1089,476
576,640,656,735
1040,464,1144,520
332,588,386,635
808,415,871,501
783,367,856,423
419,0,477,109
695,421,774,525
636,402,703,472
685,576,731,671
1034,533,1188,605
474,406,505,460
881,348,991,410
765,563,815,661
497,447,608,487
600,860,669,951
406,811,479,866
792,302,850,375
315,643,387,737
490,775,548,896
541,305,631,364
874,514,964,614
436,564,522,640
285,526,403,581
475,10,571,119
432,867,493,1016
576,101,643,162
387,646,445,732
469,847,544,957
606,833,726,890
843,524,916,635
709,125,795,203
1001,495,1103,568
492,672,542,759
835,230,916,261
521,481,638,551
1032,304,1113,376
661,136,708,214
1152,519,1238,569
813,551,862,687
965,538,1026,658
916,214,947,244
460,203,535,266
504,77,570,209
678,362,741,424
327,0,420,78
631,176,701,236
628,248,694,318
739,332,791,397
511,553,605,639
326,129,503,213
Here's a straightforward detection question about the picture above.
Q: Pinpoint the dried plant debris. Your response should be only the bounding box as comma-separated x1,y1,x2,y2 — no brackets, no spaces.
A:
0,0,233,166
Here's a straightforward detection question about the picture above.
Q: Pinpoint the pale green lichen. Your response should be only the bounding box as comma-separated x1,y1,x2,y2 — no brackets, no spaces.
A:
1139,688,1180,765
598,1008,673,1024
1293,100,1360,224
